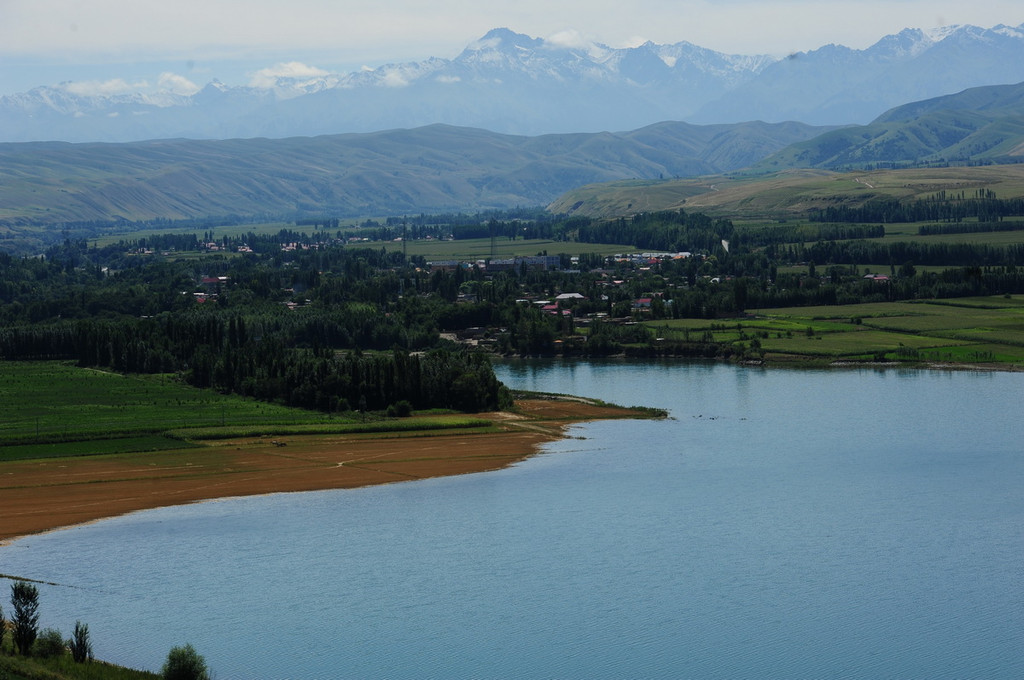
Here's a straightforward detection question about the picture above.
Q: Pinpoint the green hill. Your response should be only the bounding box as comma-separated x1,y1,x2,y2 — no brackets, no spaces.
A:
0,121,829,241
752,82,1024,171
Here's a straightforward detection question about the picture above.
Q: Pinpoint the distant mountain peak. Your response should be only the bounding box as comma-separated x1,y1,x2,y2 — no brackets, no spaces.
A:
3,23,1024,142
463,28,543,53
992,23,1024,39
924,24,965,41
869,27,933,58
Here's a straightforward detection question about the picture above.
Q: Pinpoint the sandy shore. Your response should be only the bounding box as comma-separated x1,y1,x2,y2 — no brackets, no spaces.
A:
0,399,641,545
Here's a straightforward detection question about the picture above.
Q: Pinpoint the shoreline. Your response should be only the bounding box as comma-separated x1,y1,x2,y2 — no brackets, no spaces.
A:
0,398,654,546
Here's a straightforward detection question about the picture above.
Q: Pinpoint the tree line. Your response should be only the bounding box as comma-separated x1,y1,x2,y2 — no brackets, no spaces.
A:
0,238,510,413
7,205,1024,370
810,191,1024,224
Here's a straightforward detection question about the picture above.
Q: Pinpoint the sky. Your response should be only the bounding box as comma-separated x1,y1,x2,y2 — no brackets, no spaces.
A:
2,0,1024,96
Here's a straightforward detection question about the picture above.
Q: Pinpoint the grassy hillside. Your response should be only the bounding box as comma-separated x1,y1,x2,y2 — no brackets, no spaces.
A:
0,121,830,236
874,81,1024,123
754,111,1024,170
549,165,1024,220
751,81,1024,171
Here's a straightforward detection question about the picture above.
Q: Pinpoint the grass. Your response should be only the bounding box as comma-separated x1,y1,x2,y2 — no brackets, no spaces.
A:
174,416,493,440
0,634,158,680
95,224,641,263
0,362,494,460
382,237,639,260
0,363,347,448
554,165,1024,221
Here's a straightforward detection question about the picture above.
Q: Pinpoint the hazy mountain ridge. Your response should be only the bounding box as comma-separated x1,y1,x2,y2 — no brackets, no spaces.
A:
0,120,832,234
4,24,1023,142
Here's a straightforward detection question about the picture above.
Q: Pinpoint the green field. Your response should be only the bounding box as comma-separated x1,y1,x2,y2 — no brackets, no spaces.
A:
0,363,343,448
0,636,158,680
644,295,1024,365
383,237,638,260
93,223,639,261
552,165,1024,220
0,362,505,464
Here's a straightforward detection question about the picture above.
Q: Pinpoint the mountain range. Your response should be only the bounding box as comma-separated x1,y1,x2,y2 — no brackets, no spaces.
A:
0,120,831,235
3,24,1024,143
4,77,1024,253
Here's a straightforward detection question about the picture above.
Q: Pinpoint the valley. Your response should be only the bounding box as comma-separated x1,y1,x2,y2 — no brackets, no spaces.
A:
3,14,1024,680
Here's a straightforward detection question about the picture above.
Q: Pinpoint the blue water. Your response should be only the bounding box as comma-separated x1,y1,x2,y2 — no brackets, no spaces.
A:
2,361,1023,678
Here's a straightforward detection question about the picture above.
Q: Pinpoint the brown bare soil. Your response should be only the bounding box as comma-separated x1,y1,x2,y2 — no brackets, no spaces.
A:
0,399,645,544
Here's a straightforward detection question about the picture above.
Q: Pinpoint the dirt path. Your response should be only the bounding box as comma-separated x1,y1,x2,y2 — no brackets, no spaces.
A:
0,399,646,544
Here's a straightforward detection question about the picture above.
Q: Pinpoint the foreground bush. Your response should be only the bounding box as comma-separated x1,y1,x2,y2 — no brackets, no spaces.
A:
34,627,66,658
162,643,209,680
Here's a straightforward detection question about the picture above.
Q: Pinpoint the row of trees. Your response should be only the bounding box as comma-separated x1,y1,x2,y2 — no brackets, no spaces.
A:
575,210,735,253
785,240,1024,268
2,237,514,412
810,193,1024,223
7,203,1024,372
917,220,1024,236
0,317,510,413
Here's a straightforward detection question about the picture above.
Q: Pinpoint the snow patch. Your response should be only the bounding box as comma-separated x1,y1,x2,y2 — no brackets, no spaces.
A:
925,24,964,42
993,24,1024,40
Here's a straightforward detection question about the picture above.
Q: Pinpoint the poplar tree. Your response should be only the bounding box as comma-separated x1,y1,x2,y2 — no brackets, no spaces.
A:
11,581,40,656
69,621,93,663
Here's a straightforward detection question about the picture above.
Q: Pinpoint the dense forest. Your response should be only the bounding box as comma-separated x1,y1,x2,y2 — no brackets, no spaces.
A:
0,241,509,413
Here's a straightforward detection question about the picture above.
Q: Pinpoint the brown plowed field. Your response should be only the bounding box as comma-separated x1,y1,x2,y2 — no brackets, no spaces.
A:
1,399,639,544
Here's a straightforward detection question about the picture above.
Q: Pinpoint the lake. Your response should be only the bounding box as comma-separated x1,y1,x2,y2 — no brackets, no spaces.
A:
2,360,1022,678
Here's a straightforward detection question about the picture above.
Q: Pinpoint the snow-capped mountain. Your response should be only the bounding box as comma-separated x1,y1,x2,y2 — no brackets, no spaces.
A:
690,23,1024,125
2,24,1023,143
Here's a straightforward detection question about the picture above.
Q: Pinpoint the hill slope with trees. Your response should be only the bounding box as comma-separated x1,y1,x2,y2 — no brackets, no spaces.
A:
0,120,831,253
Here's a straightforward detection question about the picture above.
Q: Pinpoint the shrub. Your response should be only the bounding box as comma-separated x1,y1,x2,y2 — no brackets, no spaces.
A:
162,643,210,680
33,627,66,658
386,400,413,417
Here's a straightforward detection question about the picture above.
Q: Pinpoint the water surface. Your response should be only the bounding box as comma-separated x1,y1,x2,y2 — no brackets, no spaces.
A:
2,361,1022,678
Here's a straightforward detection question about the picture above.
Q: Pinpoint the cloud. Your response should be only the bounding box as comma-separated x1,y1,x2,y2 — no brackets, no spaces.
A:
248,61,329,88
60,78,147,96
546,29,593,49
381,69,409,88
158,72,200,95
